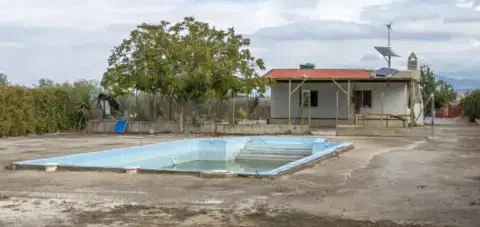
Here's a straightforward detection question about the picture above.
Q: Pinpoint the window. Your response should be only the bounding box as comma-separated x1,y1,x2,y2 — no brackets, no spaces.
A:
299,90,318,107
354,90,372,108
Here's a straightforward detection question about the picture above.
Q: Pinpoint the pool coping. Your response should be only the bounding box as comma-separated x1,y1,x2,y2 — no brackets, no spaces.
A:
5,143,354,179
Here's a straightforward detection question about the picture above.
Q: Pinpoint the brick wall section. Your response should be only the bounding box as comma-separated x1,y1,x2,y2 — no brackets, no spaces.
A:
435,104,462,118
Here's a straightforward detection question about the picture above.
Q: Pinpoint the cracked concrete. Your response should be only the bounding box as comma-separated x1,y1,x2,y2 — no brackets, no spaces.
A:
0,121,479,226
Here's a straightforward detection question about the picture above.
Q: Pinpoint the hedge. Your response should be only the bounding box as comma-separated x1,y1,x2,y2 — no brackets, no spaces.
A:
0,86,71,136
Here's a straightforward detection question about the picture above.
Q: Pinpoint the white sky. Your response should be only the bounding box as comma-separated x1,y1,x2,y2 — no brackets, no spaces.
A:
0,0,480,84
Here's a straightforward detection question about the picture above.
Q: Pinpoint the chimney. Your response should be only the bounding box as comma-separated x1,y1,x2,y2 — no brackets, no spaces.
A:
407,52,418,70
299,63,315,69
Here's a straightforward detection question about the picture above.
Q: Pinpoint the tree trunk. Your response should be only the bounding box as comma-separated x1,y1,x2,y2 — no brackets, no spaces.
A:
192,111,197,126
159,106,168,121
469,115,476,123
232,98,235,125
207,101,212,117
179,105,184,132
216,101,221,122
153,93,157,121
168,98,173,121
135,90,139,121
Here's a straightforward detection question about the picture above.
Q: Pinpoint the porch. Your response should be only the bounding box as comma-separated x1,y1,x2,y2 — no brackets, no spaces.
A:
268,79,423,128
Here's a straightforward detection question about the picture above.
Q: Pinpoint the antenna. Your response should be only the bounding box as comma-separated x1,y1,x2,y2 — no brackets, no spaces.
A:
374,19,400,68
385,20,394,49
386,21,393,68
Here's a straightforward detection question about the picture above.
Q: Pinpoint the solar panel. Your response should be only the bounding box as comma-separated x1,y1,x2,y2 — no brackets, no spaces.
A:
374,46,400,57
374,67,399,75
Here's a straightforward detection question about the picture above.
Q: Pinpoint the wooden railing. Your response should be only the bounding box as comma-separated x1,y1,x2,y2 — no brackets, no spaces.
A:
355,113,409,128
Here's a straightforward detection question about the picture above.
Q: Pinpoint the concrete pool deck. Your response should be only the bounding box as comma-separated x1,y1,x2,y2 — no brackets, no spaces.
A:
1,122,480,226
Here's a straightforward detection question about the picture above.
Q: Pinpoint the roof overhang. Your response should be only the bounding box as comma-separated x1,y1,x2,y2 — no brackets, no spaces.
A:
273,77,415,83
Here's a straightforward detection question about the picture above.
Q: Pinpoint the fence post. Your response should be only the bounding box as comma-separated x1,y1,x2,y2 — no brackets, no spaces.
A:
381,92,384,127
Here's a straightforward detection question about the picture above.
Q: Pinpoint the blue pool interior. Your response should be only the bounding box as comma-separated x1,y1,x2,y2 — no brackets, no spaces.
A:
15,136,352,176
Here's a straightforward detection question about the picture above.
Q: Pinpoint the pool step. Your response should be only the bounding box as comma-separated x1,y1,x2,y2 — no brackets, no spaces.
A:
235,153,305,162
244,141,314,150
238,147,311,156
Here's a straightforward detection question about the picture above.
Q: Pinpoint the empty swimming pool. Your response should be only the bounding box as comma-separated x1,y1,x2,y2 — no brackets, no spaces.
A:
12,136,353,177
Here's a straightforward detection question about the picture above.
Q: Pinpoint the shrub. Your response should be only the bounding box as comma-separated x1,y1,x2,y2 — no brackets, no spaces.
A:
461,89,480,122
0,86,71,136
236,107,247,120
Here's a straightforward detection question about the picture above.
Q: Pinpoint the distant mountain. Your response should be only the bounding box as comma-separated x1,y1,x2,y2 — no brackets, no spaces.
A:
437,76,480,91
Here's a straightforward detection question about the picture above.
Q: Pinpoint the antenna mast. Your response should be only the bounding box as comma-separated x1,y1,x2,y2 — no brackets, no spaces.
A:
387,22,392,68
374,19,400,68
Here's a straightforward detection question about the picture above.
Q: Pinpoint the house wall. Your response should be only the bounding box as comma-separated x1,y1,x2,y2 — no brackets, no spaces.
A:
270,81,410,126
355,82,408,115
270,82,351,119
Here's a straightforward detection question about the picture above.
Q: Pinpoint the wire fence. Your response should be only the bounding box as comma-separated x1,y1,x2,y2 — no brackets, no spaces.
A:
104,92,271,125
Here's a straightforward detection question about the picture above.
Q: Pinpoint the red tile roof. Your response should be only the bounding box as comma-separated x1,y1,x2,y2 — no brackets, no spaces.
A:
264,69,372,80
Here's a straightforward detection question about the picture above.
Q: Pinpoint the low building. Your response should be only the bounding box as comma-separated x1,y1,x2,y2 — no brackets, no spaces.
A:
265,53,424,128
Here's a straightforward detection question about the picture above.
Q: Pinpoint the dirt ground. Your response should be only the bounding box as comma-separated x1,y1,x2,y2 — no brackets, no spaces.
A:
0,121,479,226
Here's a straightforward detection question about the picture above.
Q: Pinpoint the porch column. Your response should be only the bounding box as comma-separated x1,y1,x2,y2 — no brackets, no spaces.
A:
288,80,291,127
404,82,408,116
347,80,351,123
410,79,415,126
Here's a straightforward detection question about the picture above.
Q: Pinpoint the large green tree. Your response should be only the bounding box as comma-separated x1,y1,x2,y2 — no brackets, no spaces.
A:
435,79,456,107
102,17,271,131
420,64,455,116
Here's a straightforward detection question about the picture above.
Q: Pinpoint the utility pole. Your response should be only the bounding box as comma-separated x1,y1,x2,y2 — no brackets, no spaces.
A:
431,93,435,137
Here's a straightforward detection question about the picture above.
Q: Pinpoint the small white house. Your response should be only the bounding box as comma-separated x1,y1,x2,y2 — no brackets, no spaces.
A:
265,53,424,128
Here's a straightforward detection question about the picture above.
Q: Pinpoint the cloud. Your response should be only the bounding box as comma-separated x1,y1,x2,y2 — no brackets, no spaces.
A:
360,54,381,62
0,0,480,86
361,0,480,25
250,20,458,41
0,41,24,48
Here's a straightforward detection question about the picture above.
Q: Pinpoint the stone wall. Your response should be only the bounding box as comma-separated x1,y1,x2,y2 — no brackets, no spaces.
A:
87,120,309,135
201,123,309,135
86,120,198,134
